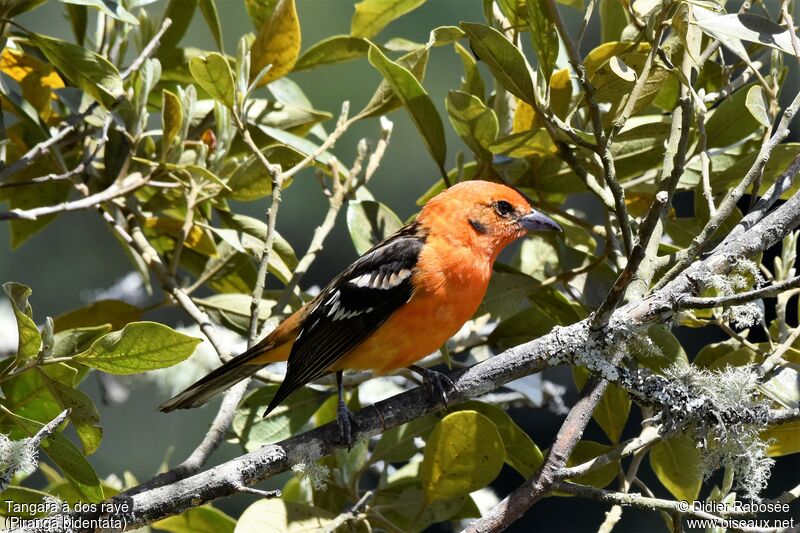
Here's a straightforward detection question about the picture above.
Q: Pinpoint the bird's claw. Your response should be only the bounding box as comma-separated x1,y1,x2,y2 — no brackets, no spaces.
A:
336,399,359,450
411,365,454,408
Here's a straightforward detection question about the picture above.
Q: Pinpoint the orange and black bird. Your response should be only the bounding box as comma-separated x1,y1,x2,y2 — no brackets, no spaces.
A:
160,180,562,443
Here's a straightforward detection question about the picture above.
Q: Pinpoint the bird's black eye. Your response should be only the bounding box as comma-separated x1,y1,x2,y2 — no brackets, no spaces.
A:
494,200,514,217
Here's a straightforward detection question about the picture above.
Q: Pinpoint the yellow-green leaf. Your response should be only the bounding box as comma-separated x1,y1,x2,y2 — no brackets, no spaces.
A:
460,22,534,104
761,420,800,457
250,0,301,87
565,440,618,489
649,433,703,501
294,35,369,71
2,282,41,362
155,505,235,533
421,410,505,501
351,0,425,39
745,85,771,128
29,32,123,109
446,90,498,161
453,401,544,478
189,52,236,109
74,322,202,374
367,44,447,178
346,199,403,255
234,500,333,533
162,89,183,151
53,299,142,332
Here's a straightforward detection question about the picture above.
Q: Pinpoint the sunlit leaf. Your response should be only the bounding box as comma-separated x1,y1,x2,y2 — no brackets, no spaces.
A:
294,35,369,70
367,44,447,177
154,505,236,533
346,199,404,255
650,433,703,501
29,32,123,109
189,52,236,109
250,0,301,86
461,22,534,104
74,322,202,374
351,0,425,39
421,410,505,501
2,282,41,362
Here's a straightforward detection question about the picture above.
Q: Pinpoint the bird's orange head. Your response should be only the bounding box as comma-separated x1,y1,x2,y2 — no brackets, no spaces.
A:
417,180,562,260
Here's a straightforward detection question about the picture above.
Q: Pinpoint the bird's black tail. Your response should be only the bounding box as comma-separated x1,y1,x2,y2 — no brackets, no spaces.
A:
158,356,259,412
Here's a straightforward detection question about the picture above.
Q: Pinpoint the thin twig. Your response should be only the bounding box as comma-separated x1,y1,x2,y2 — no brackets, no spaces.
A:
0,174,149,221
678,276,800,309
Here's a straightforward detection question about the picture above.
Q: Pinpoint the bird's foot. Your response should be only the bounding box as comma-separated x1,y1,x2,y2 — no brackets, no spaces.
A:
336,399,359,450
409,365,454,408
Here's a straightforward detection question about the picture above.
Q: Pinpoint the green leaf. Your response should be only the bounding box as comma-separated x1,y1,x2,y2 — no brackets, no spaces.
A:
154,505,236,533
3,282,41,362
421,410,505,501
705,84,762,148
250,0,301,86
445,90,498,161
346,199,404,255
0,0,47,17
745,85,771,128
53,299,143,332
162,89,183,151
235,499,334,532
195,293,275,336
460,22,534,104
367,44,447,178
294,35,369,71
7,175,71,249
244,0,279,29
453,42,485,99
64,3,87,46
527,0,558,81
565,440,618,489
599,0,628,42
39,371,102,455
453,401,544,478
59,0,137,24
351,0,425,39
649,433,703,501
189,52,236,109
372,414,439,463
51,325,112,358
216,210,299,275
159,0,198,52
0,486,50,517
574,367,630,443
634,325,689,372
359,46,429,118
231,385,321,451
198,0,224,51
372,485,465,531
1,411,103,503
489,129,555,158
694,11,800,57
73,322,202,374
29,32,123,109
761,420,800,457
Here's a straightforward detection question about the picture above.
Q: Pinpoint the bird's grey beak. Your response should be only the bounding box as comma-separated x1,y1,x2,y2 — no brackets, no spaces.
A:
518,210,562,232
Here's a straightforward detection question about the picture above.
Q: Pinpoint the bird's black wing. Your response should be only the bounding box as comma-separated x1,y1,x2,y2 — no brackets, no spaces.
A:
264,222,427,414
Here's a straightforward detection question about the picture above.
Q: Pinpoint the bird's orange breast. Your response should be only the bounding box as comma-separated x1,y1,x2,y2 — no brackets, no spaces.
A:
330,238,493,374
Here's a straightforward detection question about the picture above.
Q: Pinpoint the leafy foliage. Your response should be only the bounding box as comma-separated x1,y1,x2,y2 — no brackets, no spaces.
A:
1,0,799,531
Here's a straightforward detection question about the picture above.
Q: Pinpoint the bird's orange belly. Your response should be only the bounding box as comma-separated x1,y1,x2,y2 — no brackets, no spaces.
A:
330,282,484,374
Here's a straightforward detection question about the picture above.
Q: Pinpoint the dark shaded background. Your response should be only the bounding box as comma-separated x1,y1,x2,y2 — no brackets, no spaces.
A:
2,1,799,531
